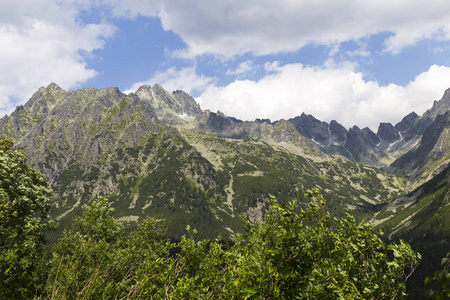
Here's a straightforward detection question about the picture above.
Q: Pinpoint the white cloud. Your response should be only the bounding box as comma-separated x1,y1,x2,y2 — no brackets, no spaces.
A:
345,41,371,58
109,0,450,58
125,67,215,95
0,0,115,116
196,64,450,131
226,60,255,76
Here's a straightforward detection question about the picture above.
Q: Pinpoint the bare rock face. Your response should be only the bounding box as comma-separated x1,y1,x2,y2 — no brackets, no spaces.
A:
289,113,330,146
134,84,202,124
423,88,450,120
287,114,383,163
281,89,450,165
383,89,450,177
377,123,400,143
0,83,227,240
245,198,269,223
394,112,419,133
172,90,203,116
329,120,347,146
342,126,382,163
389,111,450,176
196,111,320,154
2,84,160,184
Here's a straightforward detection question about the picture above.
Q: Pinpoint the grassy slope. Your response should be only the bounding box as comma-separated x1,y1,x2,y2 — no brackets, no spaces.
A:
373,163,450,299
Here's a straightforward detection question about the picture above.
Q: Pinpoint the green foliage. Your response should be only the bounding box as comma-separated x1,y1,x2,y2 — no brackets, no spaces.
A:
44,196,125,298
41,188,420,299
44,196,174,299
75,196,123,243
425,252,450,299
0,136,56,298
171,187,421,299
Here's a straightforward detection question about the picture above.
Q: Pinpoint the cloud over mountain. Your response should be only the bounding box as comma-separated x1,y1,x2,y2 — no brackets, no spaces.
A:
0,0,114,116
196,64,450,130
2,0,450,130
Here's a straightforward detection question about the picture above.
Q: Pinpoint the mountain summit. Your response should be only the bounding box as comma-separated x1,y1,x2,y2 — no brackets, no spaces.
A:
0,83,419,238
133,84,202,124
1,83,449,297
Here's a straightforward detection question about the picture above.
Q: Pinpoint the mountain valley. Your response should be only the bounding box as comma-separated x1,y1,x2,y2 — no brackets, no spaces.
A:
1,83,449,297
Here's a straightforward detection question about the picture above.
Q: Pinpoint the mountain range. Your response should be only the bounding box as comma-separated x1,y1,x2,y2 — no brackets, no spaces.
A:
1,83,449,296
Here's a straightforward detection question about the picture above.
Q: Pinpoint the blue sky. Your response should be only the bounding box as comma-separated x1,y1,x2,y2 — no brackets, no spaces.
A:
2,0,450,131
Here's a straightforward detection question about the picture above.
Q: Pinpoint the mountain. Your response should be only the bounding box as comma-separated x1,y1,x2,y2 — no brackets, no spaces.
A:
0,84,227,239
0,83,411,241
389,112,450,179
282,89,450,169
2,83,450,297
371,159,450,298
133,84,203,125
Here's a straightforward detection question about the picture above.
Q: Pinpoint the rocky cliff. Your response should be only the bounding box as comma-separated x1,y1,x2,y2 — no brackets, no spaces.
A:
0,83,412,240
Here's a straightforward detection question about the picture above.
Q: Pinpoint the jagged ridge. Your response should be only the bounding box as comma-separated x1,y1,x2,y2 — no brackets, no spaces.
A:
0,83,411,240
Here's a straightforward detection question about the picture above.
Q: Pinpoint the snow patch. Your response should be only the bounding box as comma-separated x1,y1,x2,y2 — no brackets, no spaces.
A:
177,113,195,122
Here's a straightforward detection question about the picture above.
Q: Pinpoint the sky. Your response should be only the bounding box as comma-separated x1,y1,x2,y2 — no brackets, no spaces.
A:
2,1,450,131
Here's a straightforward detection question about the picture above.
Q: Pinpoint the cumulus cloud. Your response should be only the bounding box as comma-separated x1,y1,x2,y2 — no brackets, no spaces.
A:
226,61,256,76
0,0,115,116
196,64,450,131
109,0,450,58
124,67,215,95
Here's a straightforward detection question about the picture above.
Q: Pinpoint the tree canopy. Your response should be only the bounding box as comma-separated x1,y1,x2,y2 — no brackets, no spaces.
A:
43,188,421,299
0,137,56,298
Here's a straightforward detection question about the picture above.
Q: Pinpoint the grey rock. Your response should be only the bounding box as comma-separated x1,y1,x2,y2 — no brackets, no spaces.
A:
377,123,400,143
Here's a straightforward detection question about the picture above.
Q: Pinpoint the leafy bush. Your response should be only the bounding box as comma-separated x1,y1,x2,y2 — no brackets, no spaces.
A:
42,188,421,299
172,187,421,299
43,197,174,299
425,252,450,299
0,136,56,298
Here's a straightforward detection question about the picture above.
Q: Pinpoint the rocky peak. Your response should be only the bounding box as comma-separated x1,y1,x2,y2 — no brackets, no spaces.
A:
343,126,383,163
344,126,363,154
35,82,65,96
423,88,450,120
99,86,123,98
45,82,64,92
151,83,166,95
289,113,330,146
24,83,67,113
172,90,202,117
329,120,347,145
135,84,202,124
361,127,380,146
378,90,450,155
279,88,450,165
389,111,450,177
287,115,384,163
196,111,319,153
204,111,235,132
255,118,272,124
2,85,161,184
135,85,152,94
394,112,419,132
377,123,400,143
